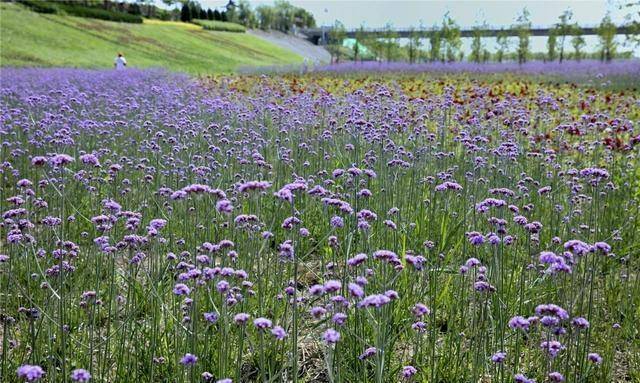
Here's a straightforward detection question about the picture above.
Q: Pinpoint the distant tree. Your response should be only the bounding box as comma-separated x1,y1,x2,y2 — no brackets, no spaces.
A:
622,1,639,47
128,2,141,15
273,0,294,32
213,9,221,21
225,0,237,23
250,1,315,32
556,9,573,63
137,0,154,18
256,5,273,30
207,8,214,20
571,27,586,61
442,13,462,62
383,23,399,62
495,30,510,63
429,24,442,62
354,25,366,62
180,2,191,22
294,8,315,28
237,0,256,28
189,3,198,21
407,26,422,64
596,13,617,61
482,49,490,63
221,11,228,22
547,28,558,61
514,8,531,64
328,20,346,63
199,8,207,20
470,24,486,63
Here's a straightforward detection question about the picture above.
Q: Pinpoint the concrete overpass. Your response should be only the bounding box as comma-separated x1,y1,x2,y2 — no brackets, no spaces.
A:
301,25,634,45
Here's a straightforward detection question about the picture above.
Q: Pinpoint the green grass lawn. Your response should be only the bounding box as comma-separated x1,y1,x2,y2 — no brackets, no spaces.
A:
0,3,302,74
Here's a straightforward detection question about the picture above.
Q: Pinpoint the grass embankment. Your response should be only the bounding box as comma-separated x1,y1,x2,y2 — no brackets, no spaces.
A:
0,3,302,74
192,19,246,33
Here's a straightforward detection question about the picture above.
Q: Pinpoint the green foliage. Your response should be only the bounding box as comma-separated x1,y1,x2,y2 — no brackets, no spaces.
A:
547,28,558,62
16,0,143,23
572,30,586,61
180,3,191,22
442,13,462,62
471,25,486,63
597,14,618,62
16,0,57,14
236,0,257,29
59,3,143,23
429,25,442,62
407,26,423,64
495,30,510,63
353,25,368,62
193,19,246,33
514,7,532,64
382,23,400,62
556,9,574,63
328,20,347,62
254,0,315,32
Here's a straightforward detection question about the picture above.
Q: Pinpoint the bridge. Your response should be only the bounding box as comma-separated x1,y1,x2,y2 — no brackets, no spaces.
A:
300,25,634,45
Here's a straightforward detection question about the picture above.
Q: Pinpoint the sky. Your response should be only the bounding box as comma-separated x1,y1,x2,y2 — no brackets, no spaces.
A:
191,0,634,29
163,0,639,54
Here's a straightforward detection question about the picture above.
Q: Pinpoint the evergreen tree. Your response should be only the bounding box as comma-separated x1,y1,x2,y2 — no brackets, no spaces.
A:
213,9,221,21
128,3,141,15
207,8,214,20
180,2,191,22
189,3,198,21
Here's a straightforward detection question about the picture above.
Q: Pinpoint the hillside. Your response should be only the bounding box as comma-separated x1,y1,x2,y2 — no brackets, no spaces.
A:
0,3,302,74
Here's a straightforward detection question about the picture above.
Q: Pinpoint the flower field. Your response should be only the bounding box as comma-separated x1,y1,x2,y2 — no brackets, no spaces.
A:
0,68,639,383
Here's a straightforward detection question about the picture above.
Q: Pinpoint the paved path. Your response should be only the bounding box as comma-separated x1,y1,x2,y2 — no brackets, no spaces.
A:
249,29,331,64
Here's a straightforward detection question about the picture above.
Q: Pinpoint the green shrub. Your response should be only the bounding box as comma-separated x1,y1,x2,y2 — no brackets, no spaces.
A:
193,19,246,33
17,0,58,14
56,4,143,23
18,1,143,23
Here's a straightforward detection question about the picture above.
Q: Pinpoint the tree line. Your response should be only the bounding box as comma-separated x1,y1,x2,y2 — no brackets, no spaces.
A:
42,0,315,33
173,0,316,32
328,9,638,64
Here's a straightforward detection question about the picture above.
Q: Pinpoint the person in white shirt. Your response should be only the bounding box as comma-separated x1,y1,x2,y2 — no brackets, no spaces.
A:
114,53,127,70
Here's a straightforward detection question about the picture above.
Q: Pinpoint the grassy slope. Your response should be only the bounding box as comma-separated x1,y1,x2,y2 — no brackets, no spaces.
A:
0,3,302,74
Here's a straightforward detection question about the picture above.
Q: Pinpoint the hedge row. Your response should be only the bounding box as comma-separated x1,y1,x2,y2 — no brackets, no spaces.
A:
192,19,246,33
17,0,57,14
17,1,143,23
